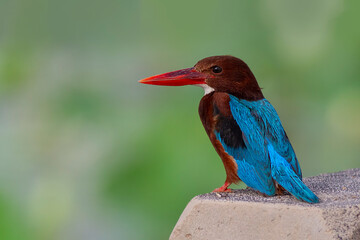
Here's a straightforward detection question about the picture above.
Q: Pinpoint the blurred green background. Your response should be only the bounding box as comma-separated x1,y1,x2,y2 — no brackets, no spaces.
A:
0,0,359,239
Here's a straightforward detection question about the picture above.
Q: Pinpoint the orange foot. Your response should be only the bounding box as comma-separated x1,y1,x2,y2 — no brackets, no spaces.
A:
212,182,232,192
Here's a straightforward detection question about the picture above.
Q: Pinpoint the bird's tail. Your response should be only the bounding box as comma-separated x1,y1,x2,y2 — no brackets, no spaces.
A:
272,165,319,203
267,142,319,203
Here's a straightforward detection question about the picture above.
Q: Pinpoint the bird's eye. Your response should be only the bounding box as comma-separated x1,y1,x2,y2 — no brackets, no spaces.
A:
211,66,222,73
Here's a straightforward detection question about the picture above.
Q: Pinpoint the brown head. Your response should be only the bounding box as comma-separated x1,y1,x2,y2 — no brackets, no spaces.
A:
139,55,264,101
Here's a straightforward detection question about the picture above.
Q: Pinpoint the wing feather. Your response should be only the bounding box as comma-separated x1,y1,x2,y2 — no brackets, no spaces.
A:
226,95,318,203
215,95,275,195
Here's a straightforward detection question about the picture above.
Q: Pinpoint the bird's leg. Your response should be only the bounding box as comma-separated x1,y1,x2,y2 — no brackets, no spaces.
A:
275,185,286,195
212,181,232,193
275,182,286,195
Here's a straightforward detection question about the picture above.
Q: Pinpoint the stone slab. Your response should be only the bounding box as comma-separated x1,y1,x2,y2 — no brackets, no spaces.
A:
170,169,360,240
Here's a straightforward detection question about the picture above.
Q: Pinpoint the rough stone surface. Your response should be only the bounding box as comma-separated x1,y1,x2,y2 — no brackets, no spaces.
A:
170,169,360,240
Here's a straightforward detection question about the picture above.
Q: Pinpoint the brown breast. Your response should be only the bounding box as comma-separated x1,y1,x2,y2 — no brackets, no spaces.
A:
198,92,240,184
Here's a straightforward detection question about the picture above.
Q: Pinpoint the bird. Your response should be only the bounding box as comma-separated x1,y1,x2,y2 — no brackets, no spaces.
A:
139,55,319,203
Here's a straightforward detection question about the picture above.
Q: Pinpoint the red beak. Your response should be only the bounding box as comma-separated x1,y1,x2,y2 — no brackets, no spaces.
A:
139,67,207,86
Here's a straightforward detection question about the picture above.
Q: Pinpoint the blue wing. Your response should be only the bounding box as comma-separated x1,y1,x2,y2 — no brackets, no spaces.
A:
245,97,302,178
214,96,276,196
215,94,318,203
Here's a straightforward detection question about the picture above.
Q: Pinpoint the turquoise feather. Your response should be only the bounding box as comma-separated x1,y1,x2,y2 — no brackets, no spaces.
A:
215,94,319,203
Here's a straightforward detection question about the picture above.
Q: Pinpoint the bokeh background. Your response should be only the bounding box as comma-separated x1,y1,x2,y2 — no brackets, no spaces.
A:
0,0,359,239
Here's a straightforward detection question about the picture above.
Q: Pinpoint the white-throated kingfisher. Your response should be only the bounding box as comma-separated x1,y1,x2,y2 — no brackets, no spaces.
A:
139,55,319,203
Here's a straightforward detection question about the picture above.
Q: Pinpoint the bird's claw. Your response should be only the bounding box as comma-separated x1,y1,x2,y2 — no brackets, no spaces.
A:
212,182,232,192
213,188,232,193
